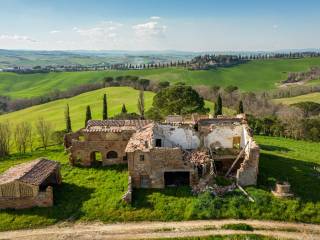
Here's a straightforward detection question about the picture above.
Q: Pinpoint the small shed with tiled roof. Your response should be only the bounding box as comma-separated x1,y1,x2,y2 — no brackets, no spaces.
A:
0,158,61,209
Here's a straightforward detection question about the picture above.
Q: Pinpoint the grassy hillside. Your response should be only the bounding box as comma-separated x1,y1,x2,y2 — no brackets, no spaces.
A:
0,136,319,231
0,87,218,131
273,92,320,104
1,58,320,98
0,87,154,131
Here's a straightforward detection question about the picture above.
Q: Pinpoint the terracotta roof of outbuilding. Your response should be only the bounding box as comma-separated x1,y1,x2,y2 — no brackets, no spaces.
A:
0,158,60,186
84,120,153,132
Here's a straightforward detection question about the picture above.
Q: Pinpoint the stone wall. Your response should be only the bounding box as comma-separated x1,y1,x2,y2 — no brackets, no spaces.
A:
128,148,197,188
69,130,134,166
0,186,53,209
236,138,260,186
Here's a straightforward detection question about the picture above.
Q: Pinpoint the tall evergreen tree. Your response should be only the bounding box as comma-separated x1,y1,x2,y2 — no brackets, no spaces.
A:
102,94,108,120
214,94,222,117
137,90,145,119
65,104,72,132
238,100,244,114
121,104,127,114
85,105,92,127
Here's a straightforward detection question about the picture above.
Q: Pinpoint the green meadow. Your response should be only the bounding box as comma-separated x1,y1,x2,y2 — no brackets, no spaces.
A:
0,86,220,131
1,57,320,98
273,92,320,104
0,136,320,231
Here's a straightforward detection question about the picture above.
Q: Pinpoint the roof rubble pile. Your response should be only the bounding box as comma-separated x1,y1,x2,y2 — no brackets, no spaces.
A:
192,174,236,196
183,150,210,166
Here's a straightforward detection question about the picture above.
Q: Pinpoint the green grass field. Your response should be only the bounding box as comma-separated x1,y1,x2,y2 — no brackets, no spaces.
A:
0,86,220,132
0,136,319,231
273,92,320,104
1,57,320,98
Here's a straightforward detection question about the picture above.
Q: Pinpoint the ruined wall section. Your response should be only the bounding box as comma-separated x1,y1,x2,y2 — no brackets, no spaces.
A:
128,148,197,188
236,125,260,186
69,130,134,166
153,125,200,150
204,124,243,149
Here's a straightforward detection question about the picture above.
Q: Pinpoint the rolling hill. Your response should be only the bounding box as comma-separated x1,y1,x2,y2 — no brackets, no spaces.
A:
1,57,320,98
273,92,320,104
0,87,217,131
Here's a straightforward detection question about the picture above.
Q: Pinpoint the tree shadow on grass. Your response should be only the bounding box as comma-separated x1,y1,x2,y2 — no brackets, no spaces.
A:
2,183,94,222
74,163,128,172
258,152,320,202
259,144,291,153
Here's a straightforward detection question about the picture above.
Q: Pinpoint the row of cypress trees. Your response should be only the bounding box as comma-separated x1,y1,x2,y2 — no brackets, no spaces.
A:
213,94,244,117
64,93,108,132
65,90,145,132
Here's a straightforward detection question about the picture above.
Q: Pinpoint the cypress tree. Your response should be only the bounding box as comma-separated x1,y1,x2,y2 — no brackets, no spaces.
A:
85,105,92,127
121,104,127,114
65,104,72,132
102,94,108,120
214,94,222,117
238,100,244,114
137,90,145,119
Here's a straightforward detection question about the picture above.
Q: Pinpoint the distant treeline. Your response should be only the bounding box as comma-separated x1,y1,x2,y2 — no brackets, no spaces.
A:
2,51,320,74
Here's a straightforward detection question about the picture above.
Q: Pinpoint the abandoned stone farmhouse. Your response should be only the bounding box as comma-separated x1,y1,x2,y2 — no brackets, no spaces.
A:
0,158,61,209
65,114,259,190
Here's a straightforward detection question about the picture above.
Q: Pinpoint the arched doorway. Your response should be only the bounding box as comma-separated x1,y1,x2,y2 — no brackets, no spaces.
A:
106,151,118,159
90,151,102,164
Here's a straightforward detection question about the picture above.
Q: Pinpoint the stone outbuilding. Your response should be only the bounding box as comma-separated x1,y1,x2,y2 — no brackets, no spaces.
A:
65,120,152,166
0,158,61,209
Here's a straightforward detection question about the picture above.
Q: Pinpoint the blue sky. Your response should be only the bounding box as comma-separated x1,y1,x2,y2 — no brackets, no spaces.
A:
0,0,319,51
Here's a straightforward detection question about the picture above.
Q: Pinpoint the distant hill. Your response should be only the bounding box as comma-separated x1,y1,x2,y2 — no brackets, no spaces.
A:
273,92,320,104
0,49,196,68
1,57,320,98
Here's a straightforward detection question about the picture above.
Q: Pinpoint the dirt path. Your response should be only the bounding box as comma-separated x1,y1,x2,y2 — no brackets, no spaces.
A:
1,219,320,240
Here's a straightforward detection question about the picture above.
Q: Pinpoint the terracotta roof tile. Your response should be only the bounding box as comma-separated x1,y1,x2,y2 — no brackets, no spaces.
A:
0,158,60,186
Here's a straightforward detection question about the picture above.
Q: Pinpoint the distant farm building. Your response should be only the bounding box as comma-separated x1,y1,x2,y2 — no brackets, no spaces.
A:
0,158,61,209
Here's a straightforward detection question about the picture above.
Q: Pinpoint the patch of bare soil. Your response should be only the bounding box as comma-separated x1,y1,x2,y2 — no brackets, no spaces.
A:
1,219,320,240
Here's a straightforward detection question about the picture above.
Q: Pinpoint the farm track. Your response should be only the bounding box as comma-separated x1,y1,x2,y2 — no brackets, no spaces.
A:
1,219,320,240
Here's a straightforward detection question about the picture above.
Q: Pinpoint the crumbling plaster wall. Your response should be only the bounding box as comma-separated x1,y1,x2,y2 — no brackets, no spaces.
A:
128,148,197,188
153,125,200,150
204,124,244,149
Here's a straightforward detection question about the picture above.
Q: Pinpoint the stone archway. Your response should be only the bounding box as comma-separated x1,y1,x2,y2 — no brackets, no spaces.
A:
90,151,103,163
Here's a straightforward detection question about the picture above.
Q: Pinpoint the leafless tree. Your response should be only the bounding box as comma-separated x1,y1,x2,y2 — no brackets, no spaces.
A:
277,106,304,139
14,121,32,154
36,117,53,150
0,122,11,157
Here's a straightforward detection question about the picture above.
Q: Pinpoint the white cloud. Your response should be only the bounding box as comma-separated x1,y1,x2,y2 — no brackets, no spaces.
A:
150,16,161,20
73,21,122,41
273,24,279,29
132,21,167,39
50,30,60,34
0,34,38,43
